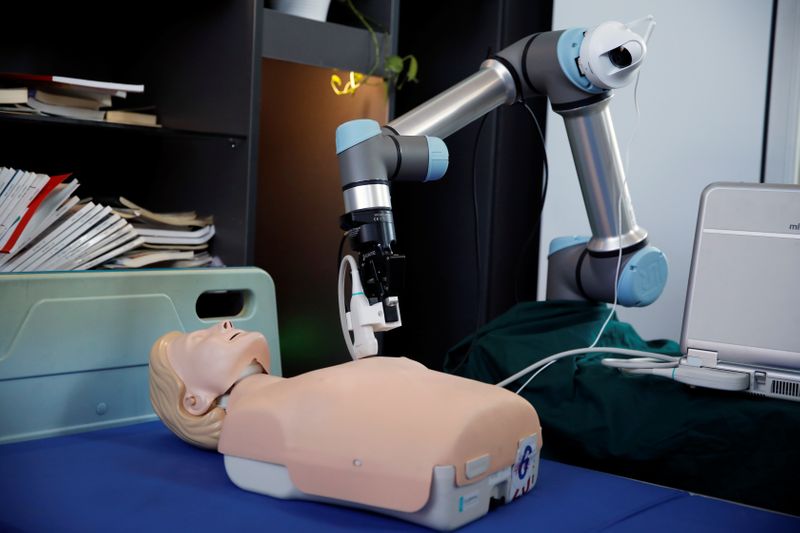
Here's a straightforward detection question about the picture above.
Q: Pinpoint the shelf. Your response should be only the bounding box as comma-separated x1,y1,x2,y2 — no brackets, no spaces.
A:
262,8,389,74
0,112,247,142
0,0,260,268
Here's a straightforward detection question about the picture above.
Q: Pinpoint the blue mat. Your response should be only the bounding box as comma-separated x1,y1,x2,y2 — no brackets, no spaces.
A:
0,421,796,532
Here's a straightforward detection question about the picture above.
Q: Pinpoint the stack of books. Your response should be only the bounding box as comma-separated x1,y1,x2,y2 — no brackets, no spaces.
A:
0,167,216,272
103,197,217,269
0,72,158,127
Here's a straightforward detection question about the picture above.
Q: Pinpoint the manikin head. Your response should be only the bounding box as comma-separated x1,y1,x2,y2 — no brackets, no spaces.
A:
149,321,272,449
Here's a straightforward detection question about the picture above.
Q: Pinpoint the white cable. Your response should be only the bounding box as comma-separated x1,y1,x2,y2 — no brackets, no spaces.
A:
514,360,556,394
338,254,359,360
590,193,625,350
626,71,643,174
510,70,649,393
513,144,626,394
496,347,679,389
600,357,678,369
590,69,642,350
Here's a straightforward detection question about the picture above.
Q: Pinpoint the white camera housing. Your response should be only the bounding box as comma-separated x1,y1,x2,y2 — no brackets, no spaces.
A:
579,16,655,90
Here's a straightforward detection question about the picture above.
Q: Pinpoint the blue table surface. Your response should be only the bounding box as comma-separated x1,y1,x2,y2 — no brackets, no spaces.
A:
0,421,797,533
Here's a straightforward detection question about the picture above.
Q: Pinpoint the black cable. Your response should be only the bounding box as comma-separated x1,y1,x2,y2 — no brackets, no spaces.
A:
514,99,549,303
523,100,549,205
336,231,348,273
472,113,490,331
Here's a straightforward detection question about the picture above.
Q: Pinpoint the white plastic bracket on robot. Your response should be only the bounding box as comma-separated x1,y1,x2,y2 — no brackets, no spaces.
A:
345,264,402,359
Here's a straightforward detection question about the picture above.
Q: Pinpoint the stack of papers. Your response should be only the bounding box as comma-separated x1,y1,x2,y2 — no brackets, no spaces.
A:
0,167,219,271
0,196,144,272
103,197,217,269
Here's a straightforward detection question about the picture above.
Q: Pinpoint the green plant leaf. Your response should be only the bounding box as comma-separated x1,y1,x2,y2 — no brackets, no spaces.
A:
345,0,380,76
406,55,418,82
341,1,420,91
385,55,404,75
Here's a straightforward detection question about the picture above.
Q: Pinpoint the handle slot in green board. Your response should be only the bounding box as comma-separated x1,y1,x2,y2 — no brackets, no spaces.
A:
196,289,251,319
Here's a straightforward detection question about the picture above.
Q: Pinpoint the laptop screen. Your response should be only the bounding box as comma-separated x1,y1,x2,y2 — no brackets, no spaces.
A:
681,183,800,370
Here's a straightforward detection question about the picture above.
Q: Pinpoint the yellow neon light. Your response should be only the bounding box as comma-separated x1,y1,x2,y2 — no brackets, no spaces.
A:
331,71,366,96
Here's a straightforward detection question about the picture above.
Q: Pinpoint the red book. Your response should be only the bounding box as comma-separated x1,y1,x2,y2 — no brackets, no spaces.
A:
1,173,71,253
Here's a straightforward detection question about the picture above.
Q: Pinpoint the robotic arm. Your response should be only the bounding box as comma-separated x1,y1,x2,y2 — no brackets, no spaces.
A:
337,17,667,358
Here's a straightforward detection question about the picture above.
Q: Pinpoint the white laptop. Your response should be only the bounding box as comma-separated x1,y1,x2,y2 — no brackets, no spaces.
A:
678,182,800,401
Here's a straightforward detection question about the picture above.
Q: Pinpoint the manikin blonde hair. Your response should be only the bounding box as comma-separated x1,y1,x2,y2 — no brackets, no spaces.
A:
149,331,225,450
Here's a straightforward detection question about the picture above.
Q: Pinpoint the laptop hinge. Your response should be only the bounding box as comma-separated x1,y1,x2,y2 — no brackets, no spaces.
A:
685,348,718,368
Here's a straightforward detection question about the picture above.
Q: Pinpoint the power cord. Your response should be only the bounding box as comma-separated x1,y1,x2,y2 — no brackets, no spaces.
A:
470,46,496,333
499,344,748,393
336,230,350,272
514,100,549,303
471,99,549,328
471,113,491,331
497,347,679,388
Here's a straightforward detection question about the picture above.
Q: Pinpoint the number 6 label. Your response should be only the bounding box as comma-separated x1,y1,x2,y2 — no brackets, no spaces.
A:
507,434,538,503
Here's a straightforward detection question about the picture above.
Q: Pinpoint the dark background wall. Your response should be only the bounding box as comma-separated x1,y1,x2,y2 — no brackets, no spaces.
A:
256,60,388,377
384,0,553,369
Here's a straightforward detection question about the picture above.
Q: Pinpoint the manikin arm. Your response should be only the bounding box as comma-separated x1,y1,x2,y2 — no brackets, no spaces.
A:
336,17,667,357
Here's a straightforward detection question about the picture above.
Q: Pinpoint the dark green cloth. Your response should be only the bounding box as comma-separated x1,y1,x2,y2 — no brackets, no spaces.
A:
444,301,799,515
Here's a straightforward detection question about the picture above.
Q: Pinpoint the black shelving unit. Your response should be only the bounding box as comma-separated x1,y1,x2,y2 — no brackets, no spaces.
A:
0,0,402,269
0,0,405,376
262,8,389,74
0,112,247,140
0,0,263,266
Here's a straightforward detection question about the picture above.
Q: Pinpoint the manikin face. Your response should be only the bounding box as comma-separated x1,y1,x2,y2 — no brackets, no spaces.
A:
167,321,271,416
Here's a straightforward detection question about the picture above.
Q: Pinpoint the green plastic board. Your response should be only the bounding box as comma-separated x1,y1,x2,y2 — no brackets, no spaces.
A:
0,267,281,444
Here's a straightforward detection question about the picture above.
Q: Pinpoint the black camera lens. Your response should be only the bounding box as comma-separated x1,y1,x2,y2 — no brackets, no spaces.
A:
608,46,633,68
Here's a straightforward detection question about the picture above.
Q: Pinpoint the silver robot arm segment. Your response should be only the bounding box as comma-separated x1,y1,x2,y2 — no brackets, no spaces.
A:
336,17,666,356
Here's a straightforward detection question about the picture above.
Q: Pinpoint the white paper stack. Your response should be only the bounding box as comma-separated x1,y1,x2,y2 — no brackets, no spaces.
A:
100,196,218,268
0,199,144,272
0,168,219,271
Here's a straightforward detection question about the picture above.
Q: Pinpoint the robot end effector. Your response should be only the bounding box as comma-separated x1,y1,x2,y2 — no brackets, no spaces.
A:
335,120,449,357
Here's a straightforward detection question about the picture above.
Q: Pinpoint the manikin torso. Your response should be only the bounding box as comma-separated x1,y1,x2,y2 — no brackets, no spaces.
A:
154,322,542,527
